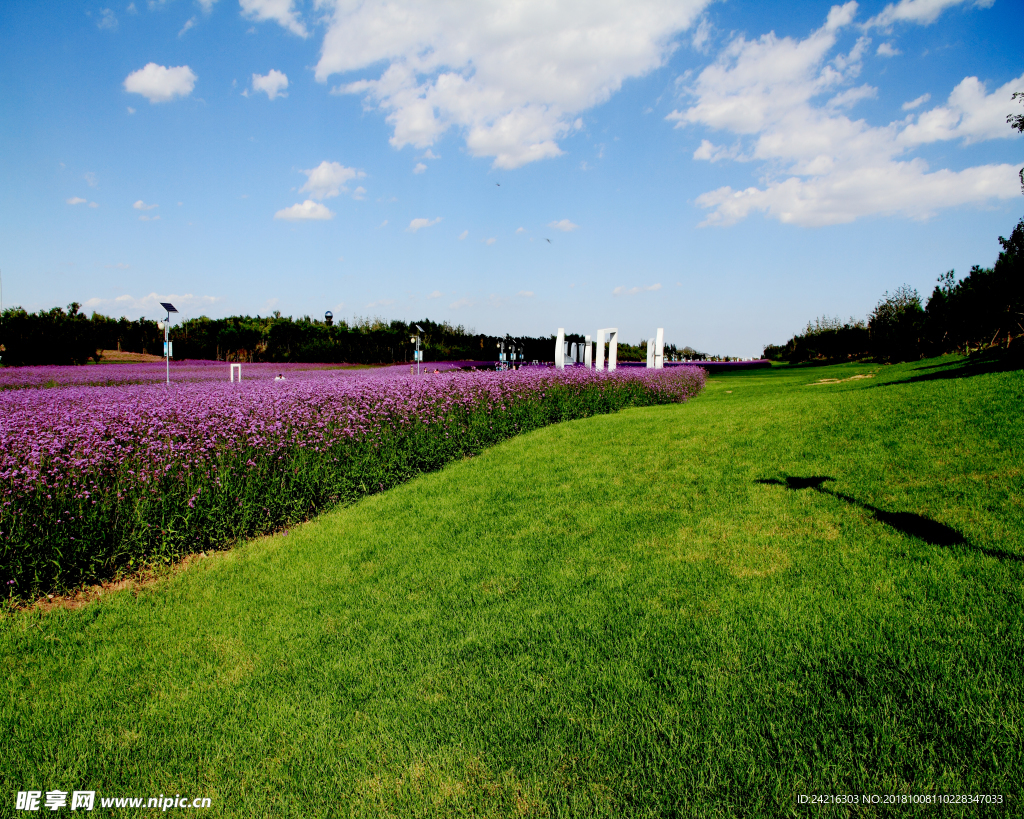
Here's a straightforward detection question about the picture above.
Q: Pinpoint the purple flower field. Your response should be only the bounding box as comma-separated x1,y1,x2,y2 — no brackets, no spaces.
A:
1,364,705,598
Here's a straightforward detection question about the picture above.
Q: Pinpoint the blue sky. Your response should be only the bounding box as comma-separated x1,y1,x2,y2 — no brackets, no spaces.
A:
1,0,1021,356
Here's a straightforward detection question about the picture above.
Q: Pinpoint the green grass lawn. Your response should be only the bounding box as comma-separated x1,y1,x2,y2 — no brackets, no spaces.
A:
2,355,1022,817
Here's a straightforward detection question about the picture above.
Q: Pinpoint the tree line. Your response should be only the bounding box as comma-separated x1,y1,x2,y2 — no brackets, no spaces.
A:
763,216,1024,364
0,309,709,368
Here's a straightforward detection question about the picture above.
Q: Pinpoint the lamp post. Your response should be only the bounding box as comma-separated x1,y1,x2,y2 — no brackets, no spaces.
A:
325,310,333,327
159,302,178,385
411,324,425,375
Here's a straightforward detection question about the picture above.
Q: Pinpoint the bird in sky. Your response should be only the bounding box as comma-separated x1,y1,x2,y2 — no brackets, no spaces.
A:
495,182,500,186
545,238,551,243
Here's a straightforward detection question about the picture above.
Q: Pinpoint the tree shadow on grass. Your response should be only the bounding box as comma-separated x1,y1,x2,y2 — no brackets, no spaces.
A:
755,475,1023,562
873,352,1024,387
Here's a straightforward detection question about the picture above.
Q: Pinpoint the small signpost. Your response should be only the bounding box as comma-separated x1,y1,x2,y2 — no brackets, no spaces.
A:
230,363,241,382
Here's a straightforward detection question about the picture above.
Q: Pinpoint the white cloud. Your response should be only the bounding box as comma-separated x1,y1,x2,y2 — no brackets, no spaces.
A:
138,215,161,221
88,202,98,208
83,292,220,317
274,200,334,220
126,3,137,13
517,290,534,297
407,217,442,232
133,200,158,210
413,163,427,174
84,172,98,187
865,0,994,29
179,16,196,36
66,197,87,205
691,16,712,52
876,41,901,57
352,186,367,200
449,297,473,309
124,63,197,103
898,73,1024,145
98,8,117,29
127,106,136,114
669,6,1021,227
485,237,496,245
240,0,307,37
317,0,711,169
298,161,365,199
421,149,440,159
366,298,396,308
379,220,389,227
426,290,443,299
252,69,289,99
515,227,525,233
548,219,579,232
613,283,662,295
902,93,930,110
458,230,468,240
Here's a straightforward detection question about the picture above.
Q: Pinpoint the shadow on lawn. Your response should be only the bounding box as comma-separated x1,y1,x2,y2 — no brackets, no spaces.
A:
873,351,1024,387
755,475,1023,562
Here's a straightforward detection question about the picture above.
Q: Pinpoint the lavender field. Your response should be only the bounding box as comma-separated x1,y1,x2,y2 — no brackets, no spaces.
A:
1,363,705,599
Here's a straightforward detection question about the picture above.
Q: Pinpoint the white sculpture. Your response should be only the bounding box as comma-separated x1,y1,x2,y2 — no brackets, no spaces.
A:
555,328,565,369
646,329,665,368
584,335,592,368
230,363,241,382
594,328,618,370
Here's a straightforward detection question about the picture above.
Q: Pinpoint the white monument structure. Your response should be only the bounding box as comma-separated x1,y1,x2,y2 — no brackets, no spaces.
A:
555,328,566,369
230,363,241,382
594,328,619,370
646,328,665,369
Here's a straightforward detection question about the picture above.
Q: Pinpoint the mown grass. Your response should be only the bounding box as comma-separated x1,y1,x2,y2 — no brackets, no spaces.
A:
2,354,1022,817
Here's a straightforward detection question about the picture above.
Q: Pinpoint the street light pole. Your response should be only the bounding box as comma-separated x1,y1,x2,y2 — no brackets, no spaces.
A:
160,302,178,385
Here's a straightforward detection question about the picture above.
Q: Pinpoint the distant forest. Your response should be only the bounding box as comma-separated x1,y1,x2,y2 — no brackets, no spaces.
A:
764,216,1024,364
0,309,719,368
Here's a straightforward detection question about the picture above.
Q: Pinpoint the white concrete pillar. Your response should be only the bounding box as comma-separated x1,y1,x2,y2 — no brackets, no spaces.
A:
646,338,655,368
584,335,592,368
555,328,565,369
655,327,664,369
608,329,618,371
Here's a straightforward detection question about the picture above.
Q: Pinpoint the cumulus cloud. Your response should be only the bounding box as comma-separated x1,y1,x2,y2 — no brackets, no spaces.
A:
667,4,1021,227
240,0,307,37
137,215,160,221
548,219,579,232
133,200,158,210
426,290,443,299
124,63,197,103
179,17,196,37
898,73,1024,145
458,230,468,240
613,283,662,295
407,217,442,232
518,290,534,297
274,200,334,220
413,162,427,174
865,0,994,29
352,186,367,200
485,237,496,245
876,41,901,56
251,69,289,99
449,297,473,309
316,0,711,169
299,161,366,199
66,197,87,205
84,172,98,187
515,227,526,233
